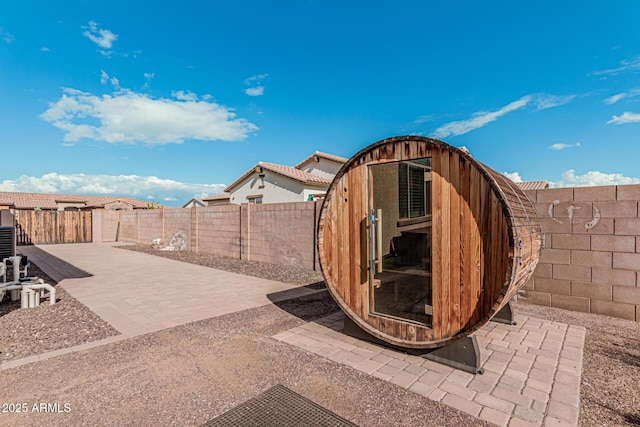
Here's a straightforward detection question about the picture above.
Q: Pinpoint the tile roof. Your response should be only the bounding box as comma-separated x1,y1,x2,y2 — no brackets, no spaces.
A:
202,194,230,201
516,181,550,191
0,191,151,210
225,162,333,192
294,151,349,169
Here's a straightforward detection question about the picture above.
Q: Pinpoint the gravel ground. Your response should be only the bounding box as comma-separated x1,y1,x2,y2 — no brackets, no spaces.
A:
118,244,326,287
514,301,640,427
1,291,489,427
2,246,639,426
0,263,119,362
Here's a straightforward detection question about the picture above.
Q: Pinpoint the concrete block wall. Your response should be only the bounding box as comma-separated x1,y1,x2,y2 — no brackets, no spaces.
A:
245,202,317,270
137,210,164,244
163,209,192,250
197,205,241,257
118,211,138,242
99,202,319,270
524,184,640,322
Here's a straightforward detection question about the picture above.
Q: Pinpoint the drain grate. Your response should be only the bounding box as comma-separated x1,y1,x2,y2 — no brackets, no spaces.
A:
201,384,358,427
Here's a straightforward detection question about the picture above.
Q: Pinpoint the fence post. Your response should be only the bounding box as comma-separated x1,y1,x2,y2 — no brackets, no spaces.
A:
246,203,251,261
136,209,140,244
92,209,101,243
192,206,198,253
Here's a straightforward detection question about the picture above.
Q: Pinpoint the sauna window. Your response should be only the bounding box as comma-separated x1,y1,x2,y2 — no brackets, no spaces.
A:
369,158,432,327
398,160,432,219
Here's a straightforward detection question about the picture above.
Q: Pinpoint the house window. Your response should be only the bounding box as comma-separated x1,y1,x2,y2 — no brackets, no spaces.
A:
398,160,431,219
247,195,263,204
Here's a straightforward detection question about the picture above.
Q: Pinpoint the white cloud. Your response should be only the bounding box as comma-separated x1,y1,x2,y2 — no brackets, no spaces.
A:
172,90,198,101
41,47,50,52
533,93,576,110
552,170,640,188
0,27,13,43
594,56,640,76
604,88,640,104
244,74,268,97
548,142,581,150
502,172,523,183
244,86,264,96
142,73,155,89
606,111,640,125
82,21,117,55
244,74,268,84
40,87,257,144
100,70,109,84
0,173,226,206
413,115,435,124
430,96,531,139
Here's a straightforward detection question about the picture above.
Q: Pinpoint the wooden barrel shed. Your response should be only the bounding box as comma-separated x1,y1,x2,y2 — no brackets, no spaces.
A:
318,136,542,349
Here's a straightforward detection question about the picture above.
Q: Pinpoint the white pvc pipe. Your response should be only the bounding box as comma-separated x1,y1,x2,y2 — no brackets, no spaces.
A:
24,283,56,306
10,256,21,282
1,256,54,306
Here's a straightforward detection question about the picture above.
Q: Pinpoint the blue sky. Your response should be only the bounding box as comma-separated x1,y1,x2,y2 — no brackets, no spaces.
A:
1,1,639,206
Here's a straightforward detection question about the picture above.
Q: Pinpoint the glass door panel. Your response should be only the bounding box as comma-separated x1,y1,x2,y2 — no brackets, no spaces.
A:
369,159,432,327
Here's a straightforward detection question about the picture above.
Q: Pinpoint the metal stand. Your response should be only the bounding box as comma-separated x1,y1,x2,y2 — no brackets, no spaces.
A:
491,300,516,325
342,316,484,375
423,336,484,375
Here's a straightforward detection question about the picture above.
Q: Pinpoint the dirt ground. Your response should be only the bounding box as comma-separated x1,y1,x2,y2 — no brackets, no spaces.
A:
0,290,490,427
1,246,639,426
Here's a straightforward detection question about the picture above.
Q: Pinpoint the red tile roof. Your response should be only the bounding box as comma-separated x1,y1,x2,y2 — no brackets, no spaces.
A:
0,191,151,209
202,194,230,201
294,151,348,169
225,162,333,192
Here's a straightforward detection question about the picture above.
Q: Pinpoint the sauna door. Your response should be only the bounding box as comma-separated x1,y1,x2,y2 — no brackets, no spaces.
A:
368,159,433,327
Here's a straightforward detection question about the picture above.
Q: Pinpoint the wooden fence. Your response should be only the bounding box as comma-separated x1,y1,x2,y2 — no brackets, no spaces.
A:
15,210,92,245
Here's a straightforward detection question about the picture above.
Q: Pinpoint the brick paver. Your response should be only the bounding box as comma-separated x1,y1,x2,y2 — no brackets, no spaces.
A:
274,311,586,426
19,243,322,337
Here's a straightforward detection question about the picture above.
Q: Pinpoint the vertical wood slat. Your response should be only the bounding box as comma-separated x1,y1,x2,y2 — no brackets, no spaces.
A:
449,151,461,336
439,149,451,339
348,166,361,316
468,167,481,327
15,210,92,245
358,165,369,321
431,148,443,340
459,156,472,330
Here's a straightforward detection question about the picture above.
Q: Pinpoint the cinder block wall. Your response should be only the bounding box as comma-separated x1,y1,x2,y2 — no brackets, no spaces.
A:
246,202,317,268
137,210,163,244
197,205,241,257
525,184,640,322
163,209,192,250
99,202,320,270
118,211,138,242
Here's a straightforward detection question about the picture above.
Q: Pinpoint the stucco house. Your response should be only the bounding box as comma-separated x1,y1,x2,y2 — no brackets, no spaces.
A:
224,151,347,205
182,198,206,208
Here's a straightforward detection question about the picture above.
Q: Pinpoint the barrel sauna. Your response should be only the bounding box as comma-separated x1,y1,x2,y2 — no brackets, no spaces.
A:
318,136,541,349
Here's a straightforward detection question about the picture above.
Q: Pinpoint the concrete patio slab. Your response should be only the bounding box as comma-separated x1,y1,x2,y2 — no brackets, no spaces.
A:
274,312,586,427
18,243,321,337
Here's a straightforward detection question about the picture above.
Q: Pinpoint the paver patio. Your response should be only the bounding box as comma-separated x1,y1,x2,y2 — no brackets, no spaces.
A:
18,243,320,337
274,311,586,427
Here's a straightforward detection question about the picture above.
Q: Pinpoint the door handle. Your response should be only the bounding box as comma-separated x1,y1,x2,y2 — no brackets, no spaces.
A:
370,209,383,274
